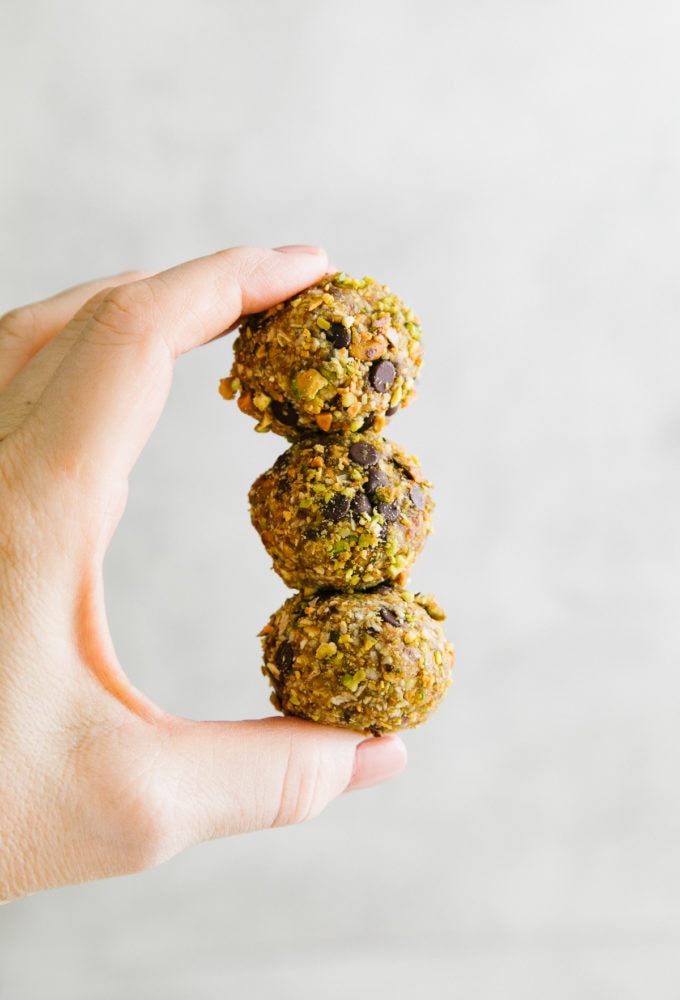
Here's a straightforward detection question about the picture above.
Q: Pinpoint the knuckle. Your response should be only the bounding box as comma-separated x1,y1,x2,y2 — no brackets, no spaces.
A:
82,745,177,875
0,305,38,347
114,785,176,873
273,742,329,828
53,714,181,878
90,281,161,345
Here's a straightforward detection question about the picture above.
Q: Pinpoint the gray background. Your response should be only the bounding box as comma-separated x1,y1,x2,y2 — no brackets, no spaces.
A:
1,0,678,996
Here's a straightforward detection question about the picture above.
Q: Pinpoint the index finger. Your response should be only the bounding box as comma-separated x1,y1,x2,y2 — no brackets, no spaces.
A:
21,245,329,497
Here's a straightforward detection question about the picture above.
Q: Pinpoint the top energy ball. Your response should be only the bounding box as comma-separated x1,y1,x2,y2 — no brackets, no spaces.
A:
220,273,423,439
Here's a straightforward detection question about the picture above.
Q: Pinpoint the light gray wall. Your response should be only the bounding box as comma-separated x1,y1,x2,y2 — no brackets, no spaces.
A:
1,1,678,997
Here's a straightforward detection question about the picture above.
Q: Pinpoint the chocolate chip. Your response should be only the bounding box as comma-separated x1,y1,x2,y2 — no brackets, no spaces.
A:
377,500,400,523
409,484,425,510
360,413,376,431
351,493,372,518
386,404,400,417
383,663,394,672
370,359,397,393
275,478,289,499
379,608,403,627
246,311,268,332
324,493,351,522
270,400,298,426
304,526,320,540
326,322,351,349
366,467,389,493
275,641,295,673
349,441,380,467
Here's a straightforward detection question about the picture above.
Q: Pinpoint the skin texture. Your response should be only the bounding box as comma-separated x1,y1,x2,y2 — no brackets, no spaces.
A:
0,246,407,902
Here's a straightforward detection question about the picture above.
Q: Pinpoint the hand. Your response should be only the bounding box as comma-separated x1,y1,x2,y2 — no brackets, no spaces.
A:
0,246,407,902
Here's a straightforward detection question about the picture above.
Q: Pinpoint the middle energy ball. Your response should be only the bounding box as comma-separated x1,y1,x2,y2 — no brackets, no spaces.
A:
249,433,434,593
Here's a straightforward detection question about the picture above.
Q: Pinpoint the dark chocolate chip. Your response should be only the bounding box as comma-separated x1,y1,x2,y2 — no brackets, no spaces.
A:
275,641,295,673
304,526,320,540
377,500,400,523
379,608,403,627
324,493,351,522
370,359,397,393
245,311,268,332
275,478,289,499
326,322,351,349
270,400,298,427
409,484,425,510
366,467,389,493
360,413,376,431
351,493,373,518
386,404,400,417
349,441,380,467
383,663,394,672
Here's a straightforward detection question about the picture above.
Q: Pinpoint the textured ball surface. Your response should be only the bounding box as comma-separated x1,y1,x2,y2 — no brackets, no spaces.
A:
221,273,423,439
249,434,434,592
261,587,454,735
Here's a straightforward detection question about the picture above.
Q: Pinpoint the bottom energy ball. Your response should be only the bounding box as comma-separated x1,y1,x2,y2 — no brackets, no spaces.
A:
260,586,454,735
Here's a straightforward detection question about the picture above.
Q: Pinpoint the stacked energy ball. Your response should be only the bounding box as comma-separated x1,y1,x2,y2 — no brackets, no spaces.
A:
220,272,454,735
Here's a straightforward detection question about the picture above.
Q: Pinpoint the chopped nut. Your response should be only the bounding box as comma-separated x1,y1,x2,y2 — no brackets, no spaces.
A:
293,369,328,400
237,392,253,414
316,641,338,660
218,376,240,400
253,392,271,412
315,412,333,432
414,593,447,621
341,668,366,693
349,333,388,362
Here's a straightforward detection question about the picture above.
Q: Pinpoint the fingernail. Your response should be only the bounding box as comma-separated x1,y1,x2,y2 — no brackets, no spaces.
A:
273,244,326,255
345,735,408,793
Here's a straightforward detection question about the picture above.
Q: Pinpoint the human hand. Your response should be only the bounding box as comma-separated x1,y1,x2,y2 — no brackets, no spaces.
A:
0,246,407,901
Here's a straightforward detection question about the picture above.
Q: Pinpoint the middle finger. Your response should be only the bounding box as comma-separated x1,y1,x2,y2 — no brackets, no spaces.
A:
0,273,151,440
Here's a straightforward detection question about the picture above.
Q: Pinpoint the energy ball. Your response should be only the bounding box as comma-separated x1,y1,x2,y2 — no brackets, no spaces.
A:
220,273,423,439
261,587,454,735
249,434,434,592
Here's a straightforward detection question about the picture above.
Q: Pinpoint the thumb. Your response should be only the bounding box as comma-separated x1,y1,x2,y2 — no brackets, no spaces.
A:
157,717,408,844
